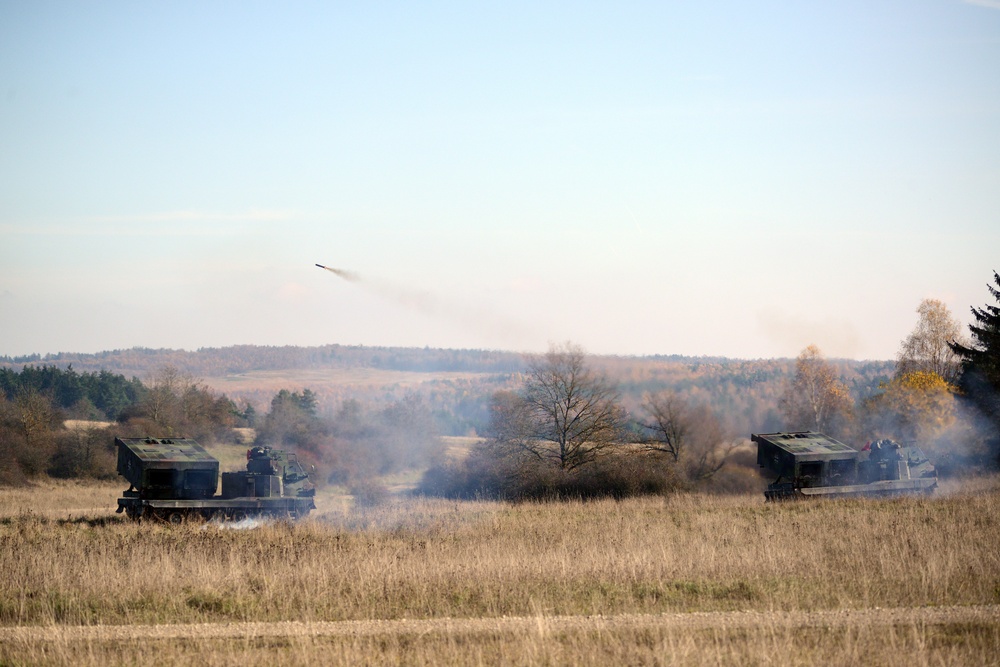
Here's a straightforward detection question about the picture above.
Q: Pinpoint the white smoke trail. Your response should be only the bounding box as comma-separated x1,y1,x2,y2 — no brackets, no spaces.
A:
317,263,537,344
319,266,361,282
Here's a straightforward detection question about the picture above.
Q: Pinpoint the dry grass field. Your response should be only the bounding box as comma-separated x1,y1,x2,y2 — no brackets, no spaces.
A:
1,478,999,665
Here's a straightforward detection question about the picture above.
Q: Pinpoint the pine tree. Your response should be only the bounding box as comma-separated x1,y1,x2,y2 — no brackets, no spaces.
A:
949,270,1000,441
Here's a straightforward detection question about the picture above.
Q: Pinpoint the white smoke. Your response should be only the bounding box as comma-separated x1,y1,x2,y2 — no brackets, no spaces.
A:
202,515,274,531
317,263,536,345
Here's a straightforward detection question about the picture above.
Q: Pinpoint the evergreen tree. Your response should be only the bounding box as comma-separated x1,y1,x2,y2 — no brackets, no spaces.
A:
950,270,1000,443
256,389,327,448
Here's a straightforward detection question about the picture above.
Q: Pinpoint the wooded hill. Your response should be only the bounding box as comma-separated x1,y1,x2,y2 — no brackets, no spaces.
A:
0,345,525,377
0,344,895,438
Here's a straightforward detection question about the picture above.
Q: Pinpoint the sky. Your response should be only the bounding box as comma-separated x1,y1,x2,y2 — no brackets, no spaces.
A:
1,1,998,361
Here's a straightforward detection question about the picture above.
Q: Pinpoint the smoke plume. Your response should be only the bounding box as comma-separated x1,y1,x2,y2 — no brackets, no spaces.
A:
319,266,361,283
316,263,536,345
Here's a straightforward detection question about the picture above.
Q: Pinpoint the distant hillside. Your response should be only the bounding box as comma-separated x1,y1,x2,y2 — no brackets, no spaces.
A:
0,344,892,379
0,345,895,438
0,345,526,378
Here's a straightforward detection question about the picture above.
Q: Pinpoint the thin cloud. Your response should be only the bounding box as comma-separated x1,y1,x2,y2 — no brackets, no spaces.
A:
964,0,1000,8
0,223,258,237
0,209,297,236
82,209,298,223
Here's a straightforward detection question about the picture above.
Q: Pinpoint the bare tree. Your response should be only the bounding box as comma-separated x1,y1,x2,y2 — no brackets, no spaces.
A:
896,298,965,385
640,391,691,462
781,345,853,435
140,365,190,430
487,390,536,456
640,390,732,481
490,342,624,471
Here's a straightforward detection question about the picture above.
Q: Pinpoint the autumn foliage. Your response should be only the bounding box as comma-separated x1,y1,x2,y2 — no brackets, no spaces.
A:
779,346,853,439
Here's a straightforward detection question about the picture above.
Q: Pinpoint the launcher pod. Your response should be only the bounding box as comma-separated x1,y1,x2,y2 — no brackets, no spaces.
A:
116,437,316,523
753,431,937,501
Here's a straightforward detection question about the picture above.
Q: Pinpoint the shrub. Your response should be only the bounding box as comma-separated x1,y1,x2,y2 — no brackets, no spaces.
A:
417,445,680,501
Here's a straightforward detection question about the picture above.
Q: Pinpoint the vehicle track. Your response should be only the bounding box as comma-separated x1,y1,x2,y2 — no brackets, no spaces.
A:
2,605,998,643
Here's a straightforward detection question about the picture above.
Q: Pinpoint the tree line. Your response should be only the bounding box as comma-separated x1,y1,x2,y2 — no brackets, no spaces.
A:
779,273,1000,474
2,270,997,499
417,342,746,500
0,365,251,485
420,271,1000,499
0,365,145,421
0,364,442,497
0,344,525,377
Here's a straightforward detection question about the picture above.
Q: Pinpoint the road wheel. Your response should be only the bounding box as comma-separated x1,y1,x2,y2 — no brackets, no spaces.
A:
230,510,247,522
167,511,184,525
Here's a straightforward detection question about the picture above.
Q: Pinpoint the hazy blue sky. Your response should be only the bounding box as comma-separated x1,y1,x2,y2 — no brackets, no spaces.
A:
2,1,998,360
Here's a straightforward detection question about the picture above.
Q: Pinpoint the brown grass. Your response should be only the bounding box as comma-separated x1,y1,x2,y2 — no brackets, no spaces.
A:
0,479,122,519
1,480,998,664
3,618,999,667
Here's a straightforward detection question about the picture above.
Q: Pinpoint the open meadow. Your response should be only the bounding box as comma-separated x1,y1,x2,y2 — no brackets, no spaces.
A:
1,479,999,665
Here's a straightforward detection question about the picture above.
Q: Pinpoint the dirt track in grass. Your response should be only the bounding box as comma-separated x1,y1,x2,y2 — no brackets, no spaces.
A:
3,605,998,643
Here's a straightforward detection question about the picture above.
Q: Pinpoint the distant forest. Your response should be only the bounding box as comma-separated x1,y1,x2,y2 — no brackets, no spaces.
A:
0,344,896,439
5,273,999,494
0,344,901,491
0,345,526,377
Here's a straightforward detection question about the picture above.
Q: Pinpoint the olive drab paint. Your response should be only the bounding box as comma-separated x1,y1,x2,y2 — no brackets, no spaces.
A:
116,437,316,523
753,431,938,501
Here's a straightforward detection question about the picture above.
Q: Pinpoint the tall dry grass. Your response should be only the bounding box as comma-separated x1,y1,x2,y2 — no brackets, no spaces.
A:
2,482,999,629
0,480,121,519
3,620,999,667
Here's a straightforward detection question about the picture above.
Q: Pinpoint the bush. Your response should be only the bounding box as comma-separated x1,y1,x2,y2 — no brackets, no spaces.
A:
47,429,117,480
417,445,681,501
348,477,390,507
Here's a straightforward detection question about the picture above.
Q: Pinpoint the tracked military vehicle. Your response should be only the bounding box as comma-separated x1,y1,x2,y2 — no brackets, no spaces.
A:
115,437,316,522
753,431,937,501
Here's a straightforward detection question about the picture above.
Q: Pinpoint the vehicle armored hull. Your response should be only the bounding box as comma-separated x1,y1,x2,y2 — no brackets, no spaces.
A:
754,431,937,501
115,437,316,522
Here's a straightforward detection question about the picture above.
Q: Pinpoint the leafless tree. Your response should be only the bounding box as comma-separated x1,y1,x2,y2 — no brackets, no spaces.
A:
640,391,690,462
141,365,191,430
640,390,733,481
896,298,965,385
487,390,535,455
490,342,624,471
